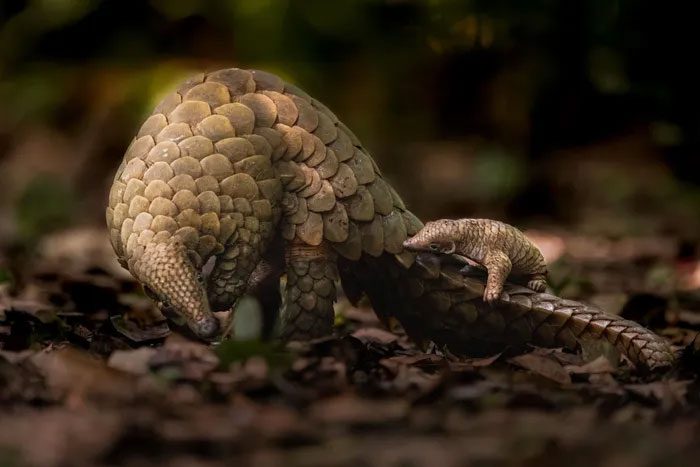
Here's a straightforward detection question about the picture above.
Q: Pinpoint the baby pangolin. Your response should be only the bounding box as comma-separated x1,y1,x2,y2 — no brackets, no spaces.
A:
402,218,548,302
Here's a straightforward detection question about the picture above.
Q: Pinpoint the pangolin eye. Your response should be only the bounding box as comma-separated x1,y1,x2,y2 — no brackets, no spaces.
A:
429,243,440,251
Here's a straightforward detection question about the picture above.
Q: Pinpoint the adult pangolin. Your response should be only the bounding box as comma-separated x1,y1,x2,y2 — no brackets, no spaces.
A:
106,68,677,370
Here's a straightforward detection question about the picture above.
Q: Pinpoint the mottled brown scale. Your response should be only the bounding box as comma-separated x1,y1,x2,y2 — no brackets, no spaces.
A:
107,67,677,371
403,219,548,303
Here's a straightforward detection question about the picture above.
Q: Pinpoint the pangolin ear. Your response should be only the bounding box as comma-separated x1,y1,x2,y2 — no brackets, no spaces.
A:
444,241,456,255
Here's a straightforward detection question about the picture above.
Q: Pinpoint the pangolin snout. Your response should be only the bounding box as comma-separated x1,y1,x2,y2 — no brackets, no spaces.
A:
403,237,419,250
190,314,221,341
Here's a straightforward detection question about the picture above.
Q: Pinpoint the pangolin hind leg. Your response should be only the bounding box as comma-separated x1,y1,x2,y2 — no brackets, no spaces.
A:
280,240,338,341
527,273,547,292
132,240,219,339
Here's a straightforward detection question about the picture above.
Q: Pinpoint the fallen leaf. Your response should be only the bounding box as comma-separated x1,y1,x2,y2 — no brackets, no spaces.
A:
150,334,219,381
509,352,572,385
107,347,158,375
110,314,170,343
30,346,140,403
565,355,616,375
381,353,444,369
4,298,60,324
579,338,620,368
352,327,399,345
448,353,502,371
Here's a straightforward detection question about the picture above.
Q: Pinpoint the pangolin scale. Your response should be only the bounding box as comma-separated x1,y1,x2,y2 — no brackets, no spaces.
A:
106,67,677,370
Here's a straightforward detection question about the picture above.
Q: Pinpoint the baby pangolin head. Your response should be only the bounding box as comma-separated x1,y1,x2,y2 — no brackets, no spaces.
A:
402,219,458,255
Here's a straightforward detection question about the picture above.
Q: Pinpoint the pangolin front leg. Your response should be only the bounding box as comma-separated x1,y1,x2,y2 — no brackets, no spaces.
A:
207,244,261,314
245,240,284,338
280,240,338,341
483,250,512,303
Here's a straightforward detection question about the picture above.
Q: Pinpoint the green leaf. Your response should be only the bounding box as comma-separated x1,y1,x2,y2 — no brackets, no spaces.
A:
15,175,75,244
215,339,292,369
0,268,12,285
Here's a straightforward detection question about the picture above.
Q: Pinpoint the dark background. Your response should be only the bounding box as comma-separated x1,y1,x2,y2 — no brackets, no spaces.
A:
1,0,699,248
2,3,700,465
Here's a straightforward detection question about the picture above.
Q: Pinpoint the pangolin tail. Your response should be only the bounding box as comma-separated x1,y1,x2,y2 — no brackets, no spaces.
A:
339,253,678,371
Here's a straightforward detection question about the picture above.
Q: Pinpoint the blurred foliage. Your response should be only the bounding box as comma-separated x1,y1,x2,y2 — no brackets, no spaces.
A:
215,339,291,368
468,145,527,202
0,447,21,467
2,0,698,139
0,0,699,240
229,295,264,339
15,175,75,245
0,268,13,285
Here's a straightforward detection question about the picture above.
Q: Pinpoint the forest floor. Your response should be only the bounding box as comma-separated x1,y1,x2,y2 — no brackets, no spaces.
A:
1,226,700,467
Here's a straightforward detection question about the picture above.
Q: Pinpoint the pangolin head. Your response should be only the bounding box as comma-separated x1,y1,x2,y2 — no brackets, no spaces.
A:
402,219,457,255
133,240,220,340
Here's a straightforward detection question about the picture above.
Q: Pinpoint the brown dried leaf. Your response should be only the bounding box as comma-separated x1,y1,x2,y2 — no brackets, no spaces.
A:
509,352,572,385
150,333,219,381
351,327,398,345
107,347,158,375
110,314,170,343
30,347,140,403
448,353,502,371
565,355,616,375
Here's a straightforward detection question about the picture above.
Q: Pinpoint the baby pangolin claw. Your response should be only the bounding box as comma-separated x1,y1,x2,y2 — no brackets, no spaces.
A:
483,286,503,304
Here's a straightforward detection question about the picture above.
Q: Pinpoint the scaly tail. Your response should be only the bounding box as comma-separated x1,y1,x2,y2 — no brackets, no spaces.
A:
340,253,678,371
483,285,676,370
